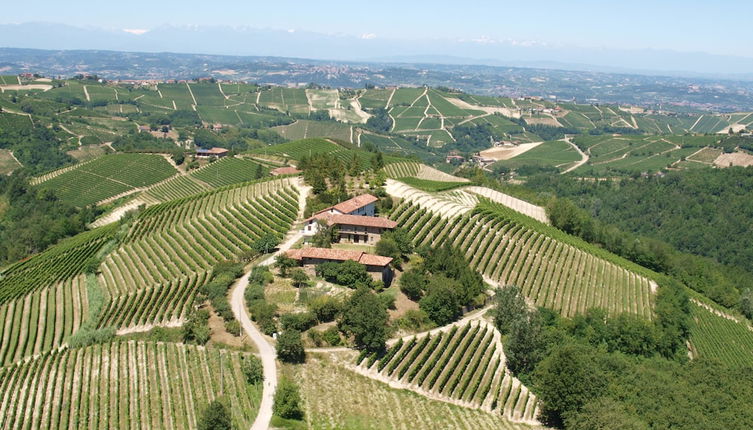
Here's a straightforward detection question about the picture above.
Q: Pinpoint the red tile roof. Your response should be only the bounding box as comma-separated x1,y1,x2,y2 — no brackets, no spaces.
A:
286,247,392,267
315,194,378,216
270,166,302,176
316,213,396,229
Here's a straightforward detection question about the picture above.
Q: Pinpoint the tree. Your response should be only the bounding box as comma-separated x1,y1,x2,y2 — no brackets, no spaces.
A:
311,220,337,248
375,237,401,265
198,400,232,430
276,330,306,363
308,295,341,322
399,268,428,301
316,260,372,288
741,288,753,320
371,152,385,170
339,287,389,352
565,398,649,430
254,163,264,179
241,355,263,385
533,343,607,427
273,377,303,420
274,254,297,277
419,276,462,325
491,285,528,334
505,310,546,375
382,228,413,256
252,233,280,255
290,268,309,288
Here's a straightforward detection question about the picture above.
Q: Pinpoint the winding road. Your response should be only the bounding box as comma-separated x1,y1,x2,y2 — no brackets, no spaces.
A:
561,136,589,174
230,179,309,430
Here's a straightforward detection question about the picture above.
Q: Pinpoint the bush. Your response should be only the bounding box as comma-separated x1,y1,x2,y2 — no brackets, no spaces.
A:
316,260,373,288
182,309,211,345
225,320,241,336
198,399,232,430
276,330,306,363
399,268,428,301
274,377,304,420
280,312,317,332
419,277,462,326
396,309,434,331
67,327,116,348
323,326,342,346
241,355,264,384
308,295,341,322
290,268,309,288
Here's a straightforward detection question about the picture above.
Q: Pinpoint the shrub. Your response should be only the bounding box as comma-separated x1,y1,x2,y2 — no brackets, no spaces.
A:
225,320,241,336
419,277,462,326
322,326,342,346
276,330,306,363
308,295,341,322
198,399,232,430
241,355,264,385
280,312,317,332
316,260,372,288
273,377,303,420
399,268,428,301
182,309,211,345
491,285,528,334
339,287,389,352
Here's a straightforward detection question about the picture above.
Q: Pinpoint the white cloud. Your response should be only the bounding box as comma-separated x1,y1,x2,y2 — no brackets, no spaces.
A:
123,28,149,35
360,33,377,40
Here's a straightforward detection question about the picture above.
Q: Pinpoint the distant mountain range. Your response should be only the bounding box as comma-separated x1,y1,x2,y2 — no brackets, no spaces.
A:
2,22,753,80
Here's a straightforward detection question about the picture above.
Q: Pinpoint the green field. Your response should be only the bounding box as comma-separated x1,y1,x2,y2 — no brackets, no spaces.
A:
493,140,581,171
35,153,178,207
689,301,753,368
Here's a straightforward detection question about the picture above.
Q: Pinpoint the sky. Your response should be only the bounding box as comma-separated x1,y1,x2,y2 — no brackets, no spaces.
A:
2,0,753,58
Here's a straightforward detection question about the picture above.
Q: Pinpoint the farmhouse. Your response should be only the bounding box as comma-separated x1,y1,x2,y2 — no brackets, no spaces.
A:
302,194,394,243
196,147,229,158
306,213,397,244
286,247,393,284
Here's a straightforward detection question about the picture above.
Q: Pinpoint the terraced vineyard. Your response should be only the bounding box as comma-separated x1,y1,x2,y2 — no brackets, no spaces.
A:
357,320,540,424
391,196,656,318
688,301,753,368
299,354,531,430
97,178,300,329
139,157,269,204
34,153,178,206
0,275,88,366
0,341,260,430
0,224,116,306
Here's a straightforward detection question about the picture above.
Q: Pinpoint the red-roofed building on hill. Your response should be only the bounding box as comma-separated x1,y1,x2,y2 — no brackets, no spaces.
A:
286,247,393,284
302,194,394,244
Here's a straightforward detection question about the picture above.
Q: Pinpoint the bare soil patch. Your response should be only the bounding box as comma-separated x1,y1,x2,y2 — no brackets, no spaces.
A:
479,141,544,160
0,84,53,91
524,116,562,127
714,151,753,167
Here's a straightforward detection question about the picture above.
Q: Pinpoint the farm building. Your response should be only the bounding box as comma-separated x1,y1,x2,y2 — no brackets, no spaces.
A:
305,213,397,244
286,247,393,284
302,194,384,241
315,194,378,217
270,166,302,176
196,147,229,158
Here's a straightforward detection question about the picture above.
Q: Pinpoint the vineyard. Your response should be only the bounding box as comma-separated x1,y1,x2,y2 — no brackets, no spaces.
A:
356,320,540,424
97,178,300,329
0,224,116,306
298,354,533,430
688,301,753,368
390,197,656,318
0,275,88,366
34,153,178,207
0,341,260,430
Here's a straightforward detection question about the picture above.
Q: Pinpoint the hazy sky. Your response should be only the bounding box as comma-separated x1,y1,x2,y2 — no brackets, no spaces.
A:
4,0,753,58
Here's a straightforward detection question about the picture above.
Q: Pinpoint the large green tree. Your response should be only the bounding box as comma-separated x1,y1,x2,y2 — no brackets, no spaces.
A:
339,287,389,352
